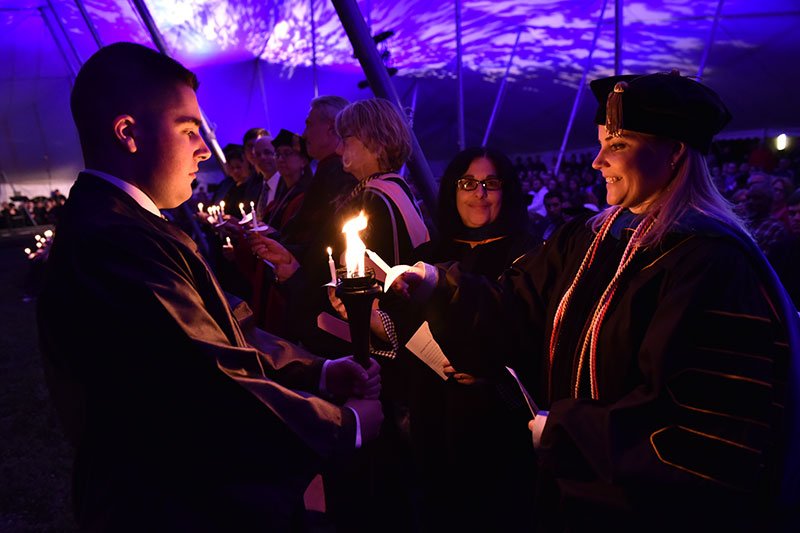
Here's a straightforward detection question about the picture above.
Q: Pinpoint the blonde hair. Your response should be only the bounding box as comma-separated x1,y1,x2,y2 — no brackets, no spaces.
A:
335,98,412,172
591,145,751,247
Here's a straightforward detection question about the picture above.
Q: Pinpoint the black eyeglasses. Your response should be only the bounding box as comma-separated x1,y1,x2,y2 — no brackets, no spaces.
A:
457,177,503,191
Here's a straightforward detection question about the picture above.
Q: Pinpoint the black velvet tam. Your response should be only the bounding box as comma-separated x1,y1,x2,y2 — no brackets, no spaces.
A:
590,71,732,153
271,128,309,159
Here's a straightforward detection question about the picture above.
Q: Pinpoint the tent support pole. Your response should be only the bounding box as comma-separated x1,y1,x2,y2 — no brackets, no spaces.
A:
555,0,608,176
332,0,437,218
74,0,103,48
614,0,622,74
455,0,465,151
130,0,226,168
481,28,521,148
310,0,319,98
46,0,82,68
697,0,725,78
38,7,77,82
255,60,271,133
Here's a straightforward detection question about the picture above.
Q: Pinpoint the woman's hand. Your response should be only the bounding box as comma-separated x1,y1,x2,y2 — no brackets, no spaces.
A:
443,357,484,385
247,233,300,282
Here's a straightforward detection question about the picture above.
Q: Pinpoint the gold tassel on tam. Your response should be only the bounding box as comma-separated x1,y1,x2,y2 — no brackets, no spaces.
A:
605,81,628,137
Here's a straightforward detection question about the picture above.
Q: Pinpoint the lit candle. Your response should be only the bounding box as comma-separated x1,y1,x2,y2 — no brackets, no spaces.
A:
24,248,31,255
239,202,247,219
219,200,226,214
197,202,204,214
327,246,337,284
35,234,41,241
365,249,391,275
250,201,257,220
44,229,53,238
36,241,43,248
342,212,367,278
225,236,233,247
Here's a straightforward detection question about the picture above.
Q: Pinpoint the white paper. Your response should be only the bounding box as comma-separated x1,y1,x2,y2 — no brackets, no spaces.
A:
405,321,448,380
316,312,351,342
505,366,539,416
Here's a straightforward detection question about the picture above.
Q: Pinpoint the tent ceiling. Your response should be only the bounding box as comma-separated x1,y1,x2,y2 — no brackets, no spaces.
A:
1,0,799,196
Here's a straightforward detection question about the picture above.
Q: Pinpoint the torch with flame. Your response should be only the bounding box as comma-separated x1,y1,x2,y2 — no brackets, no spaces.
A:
342,211,367,278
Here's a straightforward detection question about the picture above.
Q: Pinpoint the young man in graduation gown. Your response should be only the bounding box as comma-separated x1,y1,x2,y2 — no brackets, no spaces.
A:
37,42,382,532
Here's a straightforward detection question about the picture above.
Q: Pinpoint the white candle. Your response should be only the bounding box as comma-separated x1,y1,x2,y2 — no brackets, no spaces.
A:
365,249,391,275
24,248,31,255
35,234,41,241
219,200,226,213
197,202,204,214
225,236,233,247
342,212,367,278
36,241,43,248
44,229,53,238
327,246,337,284
250,201,257,219
239,202,247,219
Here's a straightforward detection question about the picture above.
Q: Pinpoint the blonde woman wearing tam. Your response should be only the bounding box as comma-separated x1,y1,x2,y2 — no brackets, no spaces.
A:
394,71,799,530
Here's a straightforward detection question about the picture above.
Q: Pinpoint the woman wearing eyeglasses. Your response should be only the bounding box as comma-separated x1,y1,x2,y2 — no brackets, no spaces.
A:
375,147,538,531
392,72,799,530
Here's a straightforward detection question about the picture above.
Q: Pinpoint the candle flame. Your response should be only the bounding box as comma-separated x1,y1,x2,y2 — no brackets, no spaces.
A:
342,212,367,278
44,229,53,238
198,202,204,213
24,248,31,254
220,200,226,211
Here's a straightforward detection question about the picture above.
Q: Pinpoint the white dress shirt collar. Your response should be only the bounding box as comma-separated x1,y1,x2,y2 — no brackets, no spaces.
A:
84,169,161,218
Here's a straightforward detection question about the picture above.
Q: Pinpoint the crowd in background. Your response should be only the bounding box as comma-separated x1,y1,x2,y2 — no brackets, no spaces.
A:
1,190,66,228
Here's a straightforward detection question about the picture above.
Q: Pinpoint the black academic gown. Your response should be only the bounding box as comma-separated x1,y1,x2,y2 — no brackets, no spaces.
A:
37,173,356,532
424,209,800,532
398,231,540,531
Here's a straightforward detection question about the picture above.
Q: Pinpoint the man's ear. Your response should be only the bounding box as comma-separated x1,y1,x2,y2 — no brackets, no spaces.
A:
113,114,137,153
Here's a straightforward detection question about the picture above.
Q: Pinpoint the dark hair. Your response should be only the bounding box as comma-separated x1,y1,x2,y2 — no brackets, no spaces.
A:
437,147,527,240
544,191,562,202
224,146,246,162
787,190,800,207
243,127,269,146
71,42,198,157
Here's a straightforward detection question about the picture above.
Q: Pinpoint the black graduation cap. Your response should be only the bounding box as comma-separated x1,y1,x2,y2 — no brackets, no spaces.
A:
590,70,732,154
271,129,309,160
